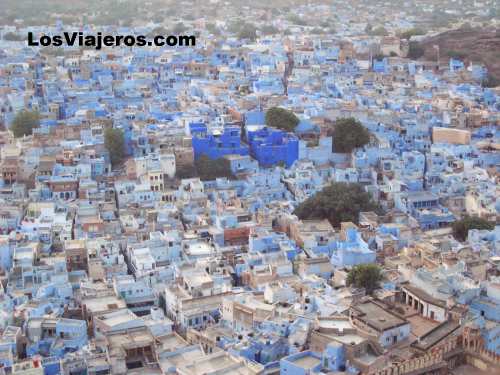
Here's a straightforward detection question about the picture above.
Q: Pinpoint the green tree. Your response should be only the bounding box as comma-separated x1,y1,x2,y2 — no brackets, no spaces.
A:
328,117,370,153
311,27,325,35
173,22,187,34
446,50,468,60
176,164,198,179
483,73,500,88
265,107,300,132
148,26,168,37
104,128,126,167
3,32,24,41
206,23,220,36
260,25,279,35
400,28,425,40
293,182,380,228
11,110,40,138
228,21,242,33
371,26,388,36
287,14,307,26
452,216,495,242
195,155,234,181
347,264,383,294
407,41,425,59
237,23,257,41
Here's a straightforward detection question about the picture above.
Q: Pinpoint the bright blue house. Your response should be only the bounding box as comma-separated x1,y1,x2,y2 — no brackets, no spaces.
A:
190,123,249,160
247,127,299,168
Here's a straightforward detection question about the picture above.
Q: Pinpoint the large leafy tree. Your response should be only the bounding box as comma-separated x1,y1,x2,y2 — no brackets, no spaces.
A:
399,28,425,40
195,155,234,181
11,110,40,138
265,107,300,132
237,23,257,41
294,182,379,228
347,264,383,294
104,128,126,167
173,22,187,34
452,216,495,242
370,26,388,36
328,117,370,153
3,32,25,41
407,41,425,59
176,156,235,181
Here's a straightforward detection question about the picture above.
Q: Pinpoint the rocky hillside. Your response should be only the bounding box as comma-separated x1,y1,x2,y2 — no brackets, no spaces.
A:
420,27,500,82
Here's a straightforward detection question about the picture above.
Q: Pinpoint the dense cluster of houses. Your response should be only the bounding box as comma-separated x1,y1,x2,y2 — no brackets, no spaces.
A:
0,2,499,375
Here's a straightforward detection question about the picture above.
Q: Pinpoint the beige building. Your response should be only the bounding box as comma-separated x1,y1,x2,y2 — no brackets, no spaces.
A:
432,127,471,145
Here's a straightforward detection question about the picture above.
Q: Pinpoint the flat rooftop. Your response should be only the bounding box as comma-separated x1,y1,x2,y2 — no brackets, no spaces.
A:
353,301,408,331
159,346,204,372
290,354,321,369
331,333,366,346
156,332,189,352
318,318,353,332
413,320,460,351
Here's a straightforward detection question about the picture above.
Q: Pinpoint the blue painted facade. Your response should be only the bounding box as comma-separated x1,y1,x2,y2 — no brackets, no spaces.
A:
373,58,389,73
331,228,376,267
280,351,322,374
190,123,249,160
247,127,299,168
26,318,88,358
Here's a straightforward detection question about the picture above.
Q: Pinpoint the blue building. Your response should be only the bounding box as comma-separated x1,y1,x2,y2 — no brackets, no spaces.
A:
449,58,465,72
399,192,455,230
331,228,376,267
190,123,249,160
25,318,88,358
224,154,259,175
247,127,299,168
373,58,389,73
280,351,322,374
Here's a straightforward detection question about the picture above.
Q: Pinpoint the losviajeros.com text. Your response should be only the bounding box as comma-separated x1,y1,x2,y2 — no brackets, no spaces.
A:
27,31,196,50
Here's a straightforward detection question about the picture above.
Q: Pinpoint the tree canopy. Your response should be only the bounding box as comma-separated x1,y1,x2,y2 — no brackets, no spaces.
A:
483,73,500,88
328,117,370,153
237,23,257,41
293,182,380,228
11,110,40,138
370,26,388,36
206,23,221,36
407,41,425,59
104,128,126,167
287,14,308,26
347,264,383,294
3,32,25,41
260,25,279,35
446,50,468,60
265,107,300,132
173,22,188,34
196,155,234,181
400,28,425,40
452,216,495,242
176,155,235,181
